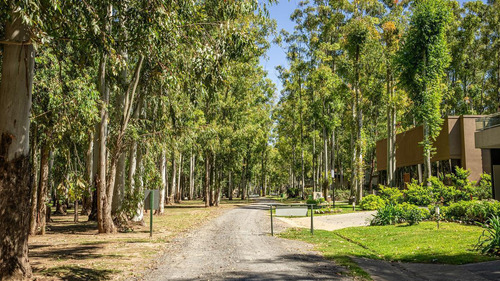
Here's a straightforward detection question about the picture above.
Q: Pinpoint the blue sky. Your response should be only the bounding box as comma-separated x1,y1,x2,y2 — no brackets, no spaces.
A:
260,0,477,95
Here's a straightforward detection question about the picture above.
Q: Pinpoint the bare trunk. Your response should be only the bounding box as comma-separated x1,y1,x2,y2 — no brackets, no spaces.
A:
0,11,34,279
423,122,432,186
74,200,79,223
29,144,39,235
36,146,50,235
189,151,195,200
175,152,182,203
158,150,166,214
111,152,126,216
228,170,233,200
83,132,94,215
170,150,176,204
204,152,210,207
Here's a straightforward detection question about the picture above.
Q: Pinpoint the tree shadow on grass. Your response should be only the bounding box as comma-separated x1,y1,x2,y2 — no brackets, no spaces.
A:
46,220,98,234
36,265,117,281
29,245,123,260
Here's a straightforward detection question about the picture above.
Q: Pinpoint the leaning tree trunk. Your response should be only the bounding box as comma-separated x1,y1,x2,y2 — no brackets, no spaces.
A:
0,11,34,279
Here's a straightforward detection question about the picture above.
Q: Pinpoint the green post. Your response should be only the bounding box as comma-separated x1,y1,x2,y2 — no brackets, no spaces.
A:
150,191,154,237
270,205,274,236
310,204,314,235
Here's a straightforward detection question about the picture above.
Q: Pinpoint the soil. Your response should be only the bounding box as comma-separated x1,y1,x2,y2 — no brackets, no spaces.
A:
138,198,351,281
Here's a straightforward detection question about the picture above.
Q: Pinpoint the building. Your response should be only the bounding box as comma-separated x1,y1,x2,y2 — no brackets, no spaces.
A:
474,113,500,200
376,115,490,187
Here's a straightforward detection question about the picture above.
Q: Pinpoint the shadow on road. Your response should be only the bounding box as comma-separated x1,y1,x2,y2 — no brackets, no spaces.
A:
161,253,347,280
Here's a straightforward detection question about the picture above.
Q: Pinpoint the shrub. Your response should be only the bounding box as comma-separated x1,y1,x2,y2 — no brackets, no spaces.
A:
306,196,319,206
331,188,351,201
404,181,434,206
399,202,430,225
475,215,500,256
469,173,493,200
377,185,403,204
442,200,500,223
370,204,403,226
360,194,386,210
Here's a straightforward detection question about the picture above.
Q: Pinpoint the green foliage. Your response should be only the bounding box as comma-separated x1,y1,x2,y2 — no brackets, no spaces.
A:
370,204,403,226
442,200,500,223
377,185,403,204
404,180,434,206
360,194,386,210
475,216,500,256
371,203,429,226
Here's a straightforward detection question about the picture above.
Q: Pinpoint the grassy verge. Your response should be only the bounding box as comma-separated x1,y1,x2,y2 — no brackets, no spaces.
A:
29,199,245,280
279,221,499,280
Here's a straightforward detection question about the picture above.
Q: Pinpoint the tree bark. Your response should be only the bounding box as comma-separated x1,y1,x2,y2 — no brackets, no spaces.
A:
36,145,50,235
189,151,195,200
175,152,183,203
204,152,210,207
170,150,176,204
158,150,167,214
82,131,94,215
0,11,34,279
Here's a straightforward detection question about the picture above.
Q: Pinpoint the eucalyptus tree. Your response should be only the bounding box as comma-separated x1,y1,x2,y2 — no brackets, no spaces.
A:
399,0,451,185
341,0,383,202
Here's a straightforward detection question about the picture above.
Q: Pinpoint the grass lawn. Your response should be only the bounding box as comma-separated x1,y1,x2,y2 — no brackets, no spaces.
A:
29,199,245,280
279,221,499,280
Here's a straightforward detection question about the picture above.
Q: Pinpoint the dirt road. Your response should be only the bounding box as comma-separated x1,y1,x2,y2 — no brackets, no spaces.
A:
140,199,350,280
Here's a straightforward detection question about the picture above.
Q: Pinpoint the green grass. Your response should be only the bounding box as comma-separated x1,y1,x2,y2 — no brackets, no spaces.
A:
279,222,499,280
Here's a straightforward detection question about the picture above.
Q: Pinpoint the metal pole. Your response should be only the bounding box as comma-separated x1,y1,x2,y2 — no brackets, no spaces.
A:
270,205,274,236
150,191,154,237
310,204,314,235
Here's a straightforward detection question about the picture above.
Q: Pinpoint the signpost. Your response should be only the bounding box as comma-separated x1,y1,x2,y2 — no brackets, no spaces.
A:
144,190,159,237
269,204,314,236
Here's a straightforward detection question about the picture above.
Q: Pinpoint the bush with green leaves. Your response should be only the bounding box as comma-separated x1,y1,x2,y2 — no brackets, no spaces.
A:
370,204,402,226
399,202,430,225
404,180,434,206
370,202,429,226
466,173,493,200
360,194,386,210
377,185,403,204
474,215,500,256
442,200,500,223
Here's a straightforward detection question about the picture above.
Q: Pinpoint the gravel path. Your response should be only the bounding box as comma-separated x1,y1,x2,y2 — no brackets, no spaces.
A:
275,211,376,231
139,199,351,281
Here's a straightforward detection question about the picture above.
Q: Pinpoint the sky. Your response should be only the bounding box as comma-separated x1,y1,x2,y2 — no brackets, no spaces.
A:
260,0,477,95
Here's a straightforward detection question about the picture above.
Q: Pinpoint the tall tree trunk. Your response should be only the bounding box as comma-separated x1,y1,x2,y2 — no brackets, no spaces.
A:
36,145,50,235
111,152,126,217
423,122,432,185
170,150,176,204
29,143,39,236
83,132,94,215
323,125,328,199
228,170,233,200
175,152,183,203
96,4,114,234
132,145,144,222
0,11,34,279
158,150,166,214
189,151,195,200
204,152,210,207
